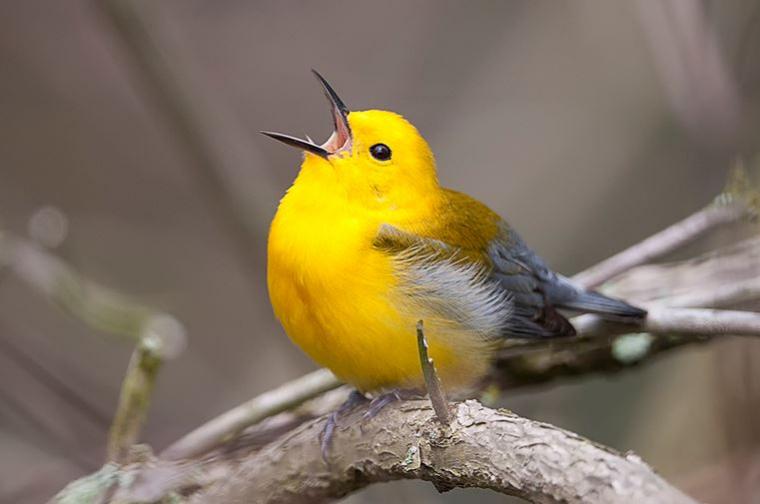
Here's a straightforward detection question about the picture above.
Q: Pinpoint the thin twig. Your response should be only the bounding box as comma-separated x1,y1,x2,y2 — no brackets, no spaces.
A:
96,0,274,285
107,343,163,462
0,231,187,463
572,202,746,289
415,320,451,425
0,333,111,429
575,164,758,289
161,368,340,460
574,307,760,340
0,232,186,357
661,278,760,309
106,314,185,462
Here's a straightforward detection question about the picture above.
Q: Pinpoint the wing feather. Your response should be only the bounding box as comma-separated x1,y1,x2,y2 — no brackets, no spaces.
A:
374,224,513,340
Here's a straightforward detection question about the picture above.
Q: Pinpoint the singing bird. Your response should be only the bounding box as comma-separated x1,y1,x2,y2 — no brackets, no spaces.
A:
265,72,645,405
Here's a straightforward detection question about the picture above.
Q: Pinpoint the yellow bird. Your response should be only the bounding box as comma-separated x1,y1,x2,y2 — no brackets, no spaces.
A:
264,71,645,418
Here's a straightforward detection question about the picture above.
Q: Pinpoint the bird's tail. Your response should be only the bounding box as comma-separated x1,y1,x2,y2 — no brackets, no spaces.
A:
561,289,647,320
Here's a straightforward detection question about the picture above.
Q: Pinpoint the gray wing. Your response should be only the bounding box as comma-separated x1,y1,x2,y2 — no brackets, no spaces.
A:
373,224,513,340
488,225,646,339
375,223,644,342
487,229,577,338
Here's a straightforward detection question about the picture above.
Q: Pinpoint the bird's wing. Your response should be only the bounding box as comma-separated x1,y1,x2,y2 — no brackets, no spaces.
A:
377,188,643,340
486,227,577,338
373,224,513,340
374,183,578,340
488,225,645,332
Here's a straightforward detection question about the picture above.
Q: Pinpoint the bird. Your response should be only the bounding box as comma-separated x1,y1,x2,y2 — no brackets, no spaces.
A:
264,71,646,428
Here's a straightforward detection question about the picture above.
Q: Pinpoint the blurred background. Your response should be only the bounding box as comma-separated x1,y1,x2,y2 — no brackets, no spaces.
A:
2,1,760,502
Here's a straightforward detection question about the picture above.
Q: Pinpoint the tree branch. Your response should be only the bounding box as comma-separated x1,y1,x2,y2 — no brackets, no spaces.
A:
96,0,276,285
89,400,695,504
572,202,744,289
574,307,760,339
162,368,340,460
416,320,451,425
0,232,186,358
573,163,757,289
107,340,163,462
0,231,186,463
488,234,760,388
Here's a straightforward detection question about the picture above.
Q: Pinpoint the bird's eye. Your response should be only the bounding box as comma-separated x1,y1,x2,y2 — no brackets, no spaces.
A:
369,143,392,161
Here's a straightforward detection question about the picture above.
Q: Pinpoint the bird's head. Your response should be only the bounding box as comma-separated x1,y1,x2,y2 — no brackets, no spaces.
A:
263,71,440,211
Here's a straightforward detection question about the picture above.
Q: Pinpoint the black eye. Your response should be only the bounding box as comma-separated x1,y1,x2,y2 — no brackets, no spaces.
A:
369,143,392,161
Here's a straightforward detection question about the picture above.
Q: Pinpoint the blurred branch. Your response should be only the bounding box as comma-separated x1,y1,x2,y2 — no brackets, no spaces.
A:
0,333,111,430
573,163,758,289
0,230,186,463
161,368,339,461
634,0,741,148
574,307,760,340
0,232,186,356
56,401,696,504
495,303,760,382
571,201,745,289
490,229,760,388
107,335,164,462
96,0,275,285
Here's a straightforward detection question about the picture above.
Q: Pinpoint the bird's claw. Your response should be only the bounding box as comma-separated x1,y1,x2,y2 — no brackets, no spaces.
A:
320,390,367,463
362,390,402,421
321,389,422,462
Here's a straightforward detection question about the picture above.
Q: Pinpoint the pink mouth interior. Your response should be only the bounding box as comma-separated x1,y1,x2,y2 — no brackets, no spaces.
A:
321,108,351,154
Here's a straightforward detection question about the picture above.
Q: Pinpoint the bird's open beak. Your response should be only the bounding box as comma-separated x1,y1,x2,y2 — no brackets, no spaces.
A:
261,70,352,159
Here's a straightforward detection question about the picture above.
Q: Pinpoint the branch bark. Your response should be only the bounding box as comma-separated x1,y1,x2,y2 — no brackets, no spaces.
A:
94,400,695,504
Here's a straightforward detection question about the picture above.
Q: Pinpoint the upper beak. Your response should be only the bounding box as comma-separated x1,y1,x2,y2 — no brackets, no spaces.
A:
261,70,352,159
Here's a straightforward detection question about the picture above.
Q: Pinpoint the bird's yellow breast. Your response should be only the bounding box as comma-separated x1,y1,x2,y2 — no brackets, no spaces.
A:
267,162,491,393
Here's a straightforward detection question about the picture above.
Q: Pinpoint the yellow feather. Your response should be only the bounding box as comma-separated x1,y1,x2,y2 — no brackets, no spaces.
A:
268,110,502,393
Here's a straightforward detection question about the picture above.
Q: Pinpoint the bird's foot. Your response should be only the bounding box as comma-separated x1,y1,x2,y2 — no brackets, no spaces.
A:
321,388,423,462
320,389,368,462
362,388,421,422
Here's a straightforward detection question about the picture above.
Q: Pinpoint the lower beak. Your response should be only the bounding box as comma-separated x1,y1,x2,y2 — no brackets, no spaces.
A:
261,70,352,159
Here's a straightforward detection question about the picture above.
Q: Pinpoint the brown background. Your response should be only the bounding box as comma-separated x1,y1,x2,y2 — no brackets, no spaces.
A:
1,1,760,502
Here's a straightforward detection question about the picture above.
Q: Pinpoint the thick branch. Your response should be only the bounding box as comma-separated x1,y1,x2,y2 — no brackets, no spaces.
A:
97,400,695,504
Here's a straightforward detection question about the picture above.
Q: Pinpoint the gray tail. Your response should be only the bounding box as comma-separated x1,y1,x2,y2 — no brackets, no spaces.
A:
560,290,647,320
